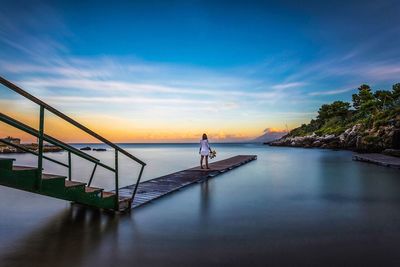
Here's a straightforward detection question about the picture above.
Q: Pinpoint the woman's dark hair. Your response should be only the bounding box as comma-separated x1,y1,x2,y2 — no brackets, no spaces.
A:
202,133,208,140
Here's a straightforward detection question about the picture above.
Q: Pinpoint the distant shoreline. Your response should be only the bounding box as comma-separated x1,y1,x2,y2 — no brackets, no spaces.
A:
69,142,263,145
0,142,265,154
0,144,63,154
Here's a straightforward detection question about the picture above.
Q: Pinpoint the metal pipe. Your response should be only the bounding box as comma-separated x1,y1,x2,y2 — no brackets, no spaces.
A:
68,152,72,181
37,105,44,188
131,164,145,202
0,139,68,167
0,112,98,162
0,113,115,172
0,76,146,166
115,149,119,211
88,163,98,186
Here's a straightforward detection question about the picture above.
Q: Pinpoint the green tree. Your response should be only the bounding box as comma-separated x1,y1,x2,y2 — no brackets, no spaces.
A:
352,84,374,110
392,83,400,102
287,83,400,139
374,90,393,109
317,101,351,122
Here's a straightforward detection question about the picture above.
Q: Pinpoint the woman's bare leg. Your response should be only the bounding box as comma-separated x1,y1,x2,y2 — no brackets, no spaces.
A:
206,156,209,169
200,156,204,169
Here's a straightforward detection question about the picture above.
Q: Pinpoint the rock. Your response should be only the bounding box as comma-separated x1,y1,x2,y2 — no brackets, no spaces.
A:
80,146,91,151
43,145,63,153
339,133,346,142
93,148,106,151
322,134,335,141
312,140,322,147
383,149,400,158
269,124,400,153
1,143,63,154
393,129,400,149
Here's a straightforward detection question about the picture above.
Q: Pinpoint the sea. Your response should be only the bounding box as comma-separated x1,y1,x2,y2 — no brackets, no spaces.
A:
0,143,400,266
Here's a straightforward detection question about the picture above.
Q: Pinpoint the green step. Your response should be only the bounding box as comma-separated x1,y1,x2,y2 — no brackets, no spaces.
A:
41,173,68,194
0,165,38,190
0,158,15,171
0,163,130,211
85,186,103,197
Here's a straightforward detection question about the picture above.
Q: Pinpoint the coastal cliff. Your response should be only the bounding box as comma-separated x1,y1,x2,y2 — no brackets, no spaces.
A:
268,84,400,153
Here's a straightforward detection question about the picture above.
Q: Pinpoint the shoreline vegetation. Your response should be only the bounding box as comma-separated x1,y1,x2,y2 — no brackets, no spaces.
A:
268,83,400,154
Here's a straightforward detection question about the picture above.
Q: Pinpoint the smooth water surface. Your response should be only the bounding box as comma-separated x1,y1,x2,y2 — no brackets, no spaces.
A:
0,144,400,266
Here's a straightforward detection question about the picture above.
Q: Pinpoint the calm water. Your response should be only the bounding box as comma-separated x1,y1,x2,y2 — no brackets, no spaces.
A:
1,143,400,266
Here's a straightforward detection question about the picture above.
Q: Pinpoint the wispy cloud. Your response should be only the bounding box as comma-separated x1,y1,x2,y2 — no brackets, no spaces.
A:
0,56,302,107
43,96,214,105
271,82,307,90
308,87,356,96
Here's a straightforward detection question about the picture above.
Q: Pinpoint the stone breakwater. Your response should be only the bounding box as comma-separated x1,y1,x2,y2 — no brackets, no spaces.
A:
0,144,63,154
267,124,400,153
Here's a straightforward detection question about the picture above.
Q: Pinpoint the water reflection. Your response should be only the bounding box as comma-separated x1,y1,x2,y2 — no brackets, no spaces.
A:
200,180,212,218
0,205,119,267
2,145,400,266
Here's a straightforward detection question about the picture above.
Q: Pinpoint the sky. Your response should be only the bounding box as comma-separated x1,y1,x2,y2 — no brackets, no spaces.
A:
0,0,399,143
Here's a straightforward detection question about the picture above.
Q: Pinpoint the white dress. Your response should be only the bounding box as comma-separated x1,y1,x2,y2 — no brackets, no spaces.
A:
199,139,210,156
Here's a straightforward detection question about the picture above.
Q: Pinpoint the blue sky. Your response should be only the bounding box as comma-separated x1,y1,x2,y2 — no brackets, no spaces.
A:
0,0,399,142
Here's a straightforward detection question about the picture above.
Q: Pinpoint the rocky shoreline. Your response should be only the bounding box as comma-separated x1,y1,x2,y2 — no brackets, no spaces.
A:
267,124,400,153
0,144,63,154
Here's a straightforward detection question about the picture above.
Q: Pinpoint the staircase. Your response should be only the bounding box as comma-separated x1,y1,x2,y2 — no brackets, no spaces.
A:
0,158,131,210
0,76,146,212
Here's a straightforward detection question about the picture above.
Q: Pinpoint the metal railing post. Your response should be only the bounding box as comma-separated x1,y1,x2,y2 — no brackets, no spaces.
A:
131,164,145,203
115,149,119,210
37,105,45,188
68,152,72,180
88,163,98,186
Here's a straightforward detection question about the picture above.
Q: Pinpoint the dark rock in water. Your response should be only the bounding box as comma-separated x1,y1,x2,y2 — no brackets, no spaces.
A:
93,148,106,151
80,146,91,151
43,145,63,153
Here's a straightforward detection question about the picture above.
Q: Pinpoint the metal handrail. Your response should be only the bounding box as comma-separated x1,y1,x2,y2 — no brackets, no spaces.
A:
0,76,146,210
0,138,69,168
0,112,104,168
0,76,145,166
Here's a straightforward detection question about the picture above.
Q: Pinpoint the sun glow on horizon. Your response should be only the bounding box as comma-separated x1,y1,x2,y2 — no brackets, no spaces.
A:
0,106,290,143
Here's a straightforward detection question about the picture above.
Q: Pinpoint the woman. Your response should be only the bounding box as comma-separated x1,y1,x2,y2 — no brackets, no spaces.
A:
199,133,212,169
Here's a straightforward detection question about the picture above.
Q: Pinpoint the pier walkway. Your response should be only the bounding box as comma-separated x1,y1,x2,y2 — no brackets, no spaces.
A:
119,155,257,209
353,153,400,169
0,76,257,212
